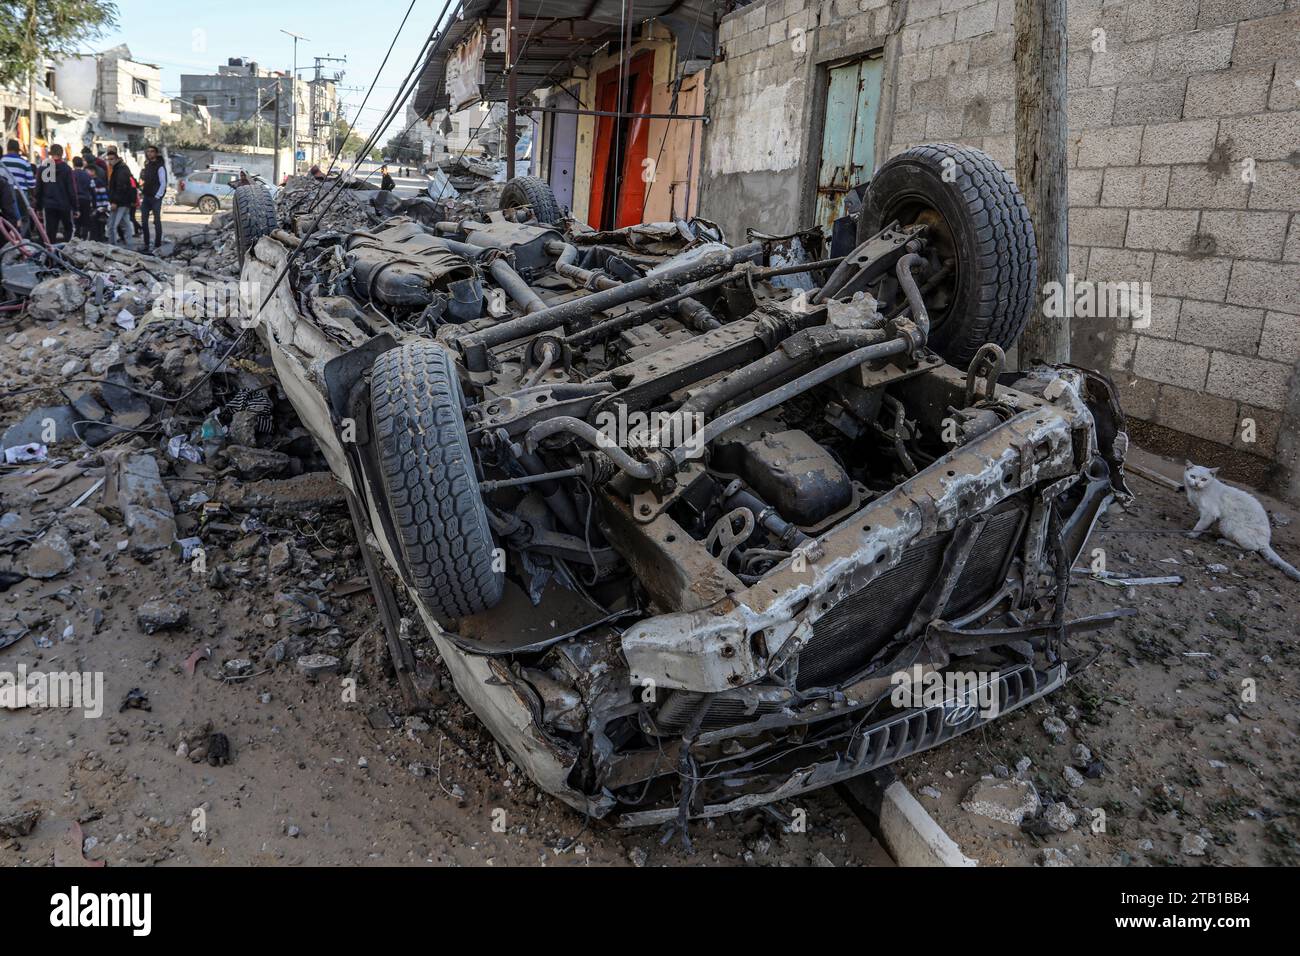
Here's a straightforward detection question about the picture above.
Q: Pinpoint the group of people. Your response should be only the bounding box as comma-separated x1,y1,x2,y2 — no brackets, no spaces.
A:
0,140,167,251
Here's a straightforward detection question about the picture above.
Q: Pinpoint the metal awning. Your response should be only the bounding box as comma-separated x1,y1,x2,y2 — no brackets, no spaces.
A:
412,0,718,119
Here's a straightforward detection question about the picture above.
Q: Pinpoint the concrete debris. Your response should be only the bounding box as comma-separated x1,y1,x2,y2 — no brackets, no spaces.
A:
136,599,189,634
1063,766,1085,789
23,528,75,579
1042,802,1078,833
1181,833,1209,857
961,776,1040,827
103,452,178,554
1039,848,1073,867
296,654,342,681
25,275,87,322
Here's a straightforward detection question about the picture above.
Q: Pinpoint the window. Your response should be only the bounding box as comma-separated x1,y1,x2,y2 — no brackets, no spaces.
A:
132,78,148,97
189,172,212,183
45,71,56,93
192,94,207,106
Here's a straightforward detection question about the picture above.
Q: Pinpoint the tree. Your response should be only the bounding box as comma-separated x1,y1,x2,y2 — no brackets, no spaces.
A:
332,118,367,160
0,1,119,86
383,131,421,163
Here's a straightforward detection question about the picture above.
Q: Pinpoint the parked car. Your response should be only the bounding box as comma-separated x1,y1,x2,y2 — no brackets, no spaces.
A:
231,144,1131,826
175,167,279,214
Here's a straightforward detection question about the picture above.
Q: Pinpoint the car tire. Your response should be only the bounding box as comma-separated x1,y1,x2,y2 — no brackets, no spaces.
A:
232,184,277,263
370,342,504,618
198,194,220,215
499,175,562,224
857,144,1037,369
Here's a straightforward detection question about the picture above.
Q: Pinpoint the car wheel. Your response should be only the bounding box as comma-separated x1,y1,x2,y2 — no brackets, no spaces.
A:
370,342,504,618
232,184,278,262
857,144,1037,369
198,194,219,215
499,175,562,224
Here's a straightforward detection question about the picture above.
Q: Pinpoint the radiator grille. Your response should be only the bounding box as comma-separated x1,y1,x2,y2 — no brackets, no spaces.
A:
795,508,1023,690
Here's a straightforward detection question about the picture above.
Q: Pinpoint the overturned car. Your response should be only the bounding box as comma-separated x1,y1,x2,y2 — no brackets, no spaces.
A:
234,144,1130,826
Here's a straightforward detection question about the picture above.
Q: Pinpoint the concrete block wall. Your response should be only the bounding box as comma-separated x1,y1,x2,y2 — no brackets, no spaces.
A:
700,0,1300,497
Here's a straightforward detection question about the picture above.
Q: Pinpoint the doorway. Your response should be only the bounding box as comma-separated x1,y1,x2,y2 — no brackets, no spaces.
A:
815,54,884,232
588,51,654,229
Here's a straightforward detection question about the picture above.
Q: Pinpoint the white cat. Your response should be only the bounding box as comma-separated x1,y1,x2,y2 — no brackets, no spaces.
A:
1183,462,1300,582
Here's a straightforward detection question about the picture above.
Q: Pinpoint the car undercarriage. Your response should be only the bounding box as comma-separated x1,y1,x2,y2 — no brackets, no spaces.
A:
235,144,1132,826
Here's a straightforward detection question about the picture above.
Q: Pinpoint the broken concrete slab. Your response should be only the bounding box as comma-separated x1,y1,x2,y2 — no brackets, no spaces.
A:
225,445,296,481
960,776,1040,827
103,451,177,554
26,274,86,322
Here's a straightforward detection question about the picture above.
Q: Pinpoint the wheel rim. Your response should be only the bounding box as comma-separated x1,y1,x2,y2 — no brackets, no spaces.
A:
200,197,218,214
878,191,960,337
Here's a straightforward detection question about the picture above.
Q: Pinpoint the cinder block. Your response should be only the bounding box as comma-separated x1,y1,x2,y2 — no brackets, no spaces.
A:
1258,310,1300,363
1266,58,1300,111
1069,85,1117,130
919,13,957,49
1088,42,1156,87
1205,351,1292,410
1232,10,1300,65
1176,299,1265,353
1152,252,1232,301
968,30,1013,69
1069,244,1091,277
1231,403,1281,457
1087,246,1155,283
1077,125,1144,167
1102,166,1170,207
1198,0,1284,31
1140,119,1219,165
1183,68,1272,118
1133,336,1211,388
1166,164,1250,209
1122,0,1200,42
1154,26,1236,77
1145,294,1182,339
1071,207,1131,245
954,0,997,40
1219,111,1300,162
1112,79,1187,125
926,108,965,137
1199,210,1291,259
1125,209,1201,252
1227,259,1300,313
1070,167,1106,206
933,43,971,76
1285,216,1300,262
1155,383,1239,446
1115,374,1162,421
891,110,930,141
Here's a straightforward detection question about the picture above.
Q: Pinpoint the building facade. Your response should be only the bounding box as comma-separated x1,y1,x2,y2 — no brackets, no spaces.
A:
698,0,1300,501
180,58,338,168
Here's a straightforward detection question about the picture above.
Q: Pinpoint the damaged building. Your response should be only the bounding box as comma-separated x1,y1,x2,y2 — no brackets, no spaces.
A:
697,0,1300,502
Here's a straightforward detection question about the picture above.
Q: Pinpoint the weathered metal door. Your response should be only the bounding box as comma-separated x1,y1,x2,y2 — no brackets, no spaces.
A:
815,56,883,232
547,87,579,212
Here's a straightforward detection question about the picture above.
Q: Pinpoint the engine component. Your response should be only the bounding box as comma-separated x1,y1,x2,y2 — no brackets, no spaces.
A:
717,428,852,527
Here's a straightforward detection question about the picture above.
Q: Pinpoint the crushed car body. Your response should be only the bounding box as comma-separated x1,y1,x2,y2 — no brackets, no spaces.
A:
232,145,1132,826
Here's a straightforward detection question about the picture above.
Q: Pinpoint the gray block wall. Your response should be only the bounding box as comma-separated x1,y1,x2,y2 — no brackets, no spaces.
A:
700,0,1300,498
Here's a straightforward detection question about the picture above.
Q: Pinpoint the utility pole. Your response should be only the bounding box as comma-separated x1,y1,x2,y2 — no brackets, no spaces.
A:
505,0,517,179
280,30,309,174
273,78,283,183
310,55,345,167
1014,0,1070,365
25,0,36,156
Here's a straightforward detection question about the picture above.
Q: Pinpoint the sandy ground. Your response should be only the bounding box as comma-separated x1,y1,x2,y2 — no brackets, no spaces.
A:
897,469,1300,866
1,288,1296,867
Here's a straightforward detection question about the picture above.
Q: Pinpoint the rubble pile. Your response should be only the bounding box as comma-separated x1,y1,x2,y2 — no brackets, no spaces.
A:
276,176,385,236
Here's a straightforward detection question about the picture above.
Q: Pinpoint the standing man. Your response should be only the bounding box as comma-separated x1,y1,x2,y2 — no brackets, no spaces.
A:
36,144,77,243
380,165,395,191
139,145,166,252
0,165,18,229
2,139,36,232
71,156,94,238
106,151,136,247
